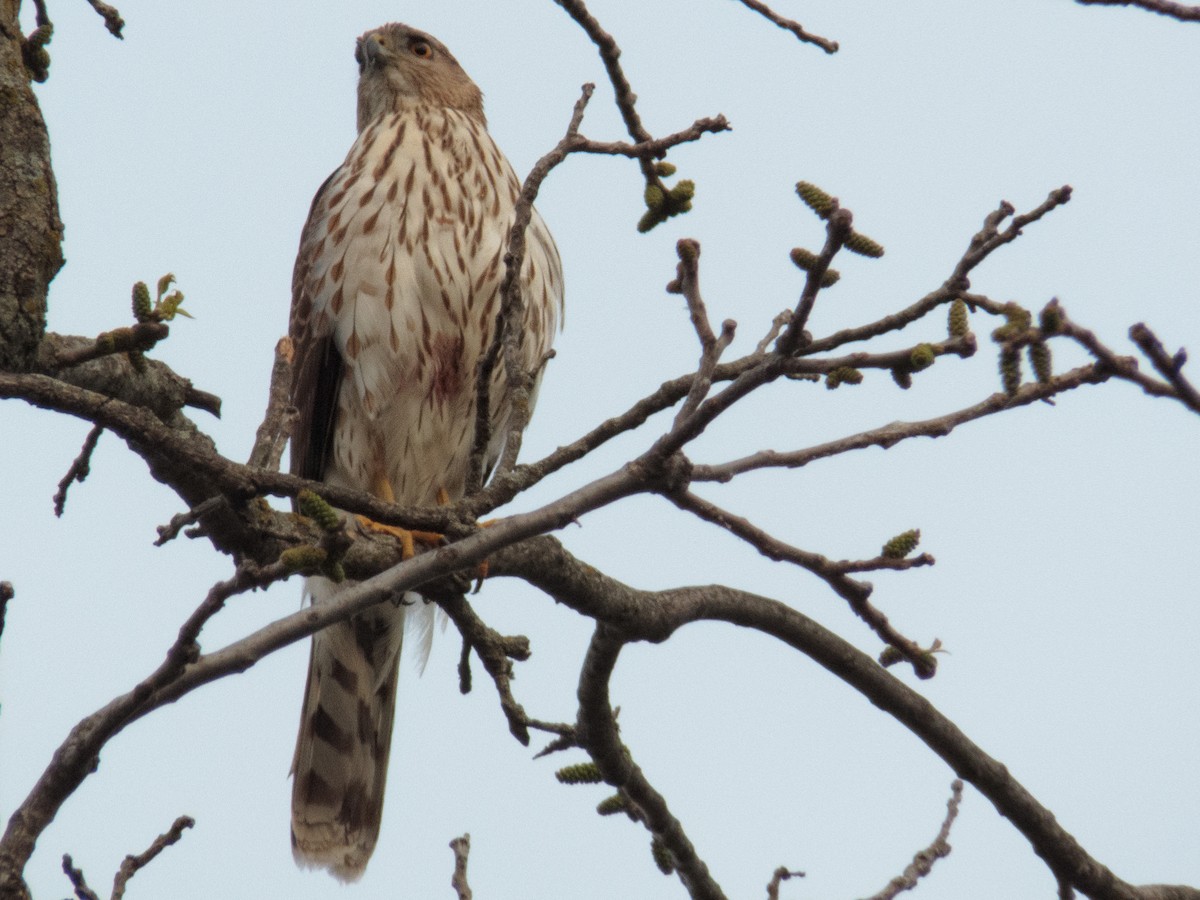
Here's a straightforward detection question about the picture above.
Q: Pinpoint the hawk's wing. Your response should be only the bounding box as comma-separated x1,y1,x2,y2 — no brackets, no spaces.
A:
289,172,342,485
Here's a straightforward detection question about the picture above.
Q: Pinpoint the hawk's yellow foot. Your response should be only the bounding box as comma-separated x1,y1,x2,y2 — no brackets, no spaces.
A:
356,477,445,560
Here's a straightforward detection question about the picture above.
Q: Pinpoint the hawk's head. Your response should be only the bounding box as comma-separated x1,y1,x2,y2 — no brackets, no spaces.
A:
354,23,485,131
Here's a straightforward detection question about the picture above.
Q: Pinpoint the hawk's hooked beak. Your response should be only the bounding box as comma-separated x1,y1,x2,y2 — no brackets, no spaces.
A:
356,33,386,73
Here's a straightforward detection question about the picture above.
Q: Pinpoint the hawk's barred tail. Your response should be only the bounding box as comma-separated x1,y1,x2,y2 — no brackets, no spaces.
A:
290,603,404,882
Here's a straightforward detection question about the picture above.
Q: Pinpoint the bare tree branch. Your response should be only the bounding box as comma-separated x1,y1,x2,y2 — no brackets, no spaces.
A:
1076,0,1200,21
862,780,963,900
44,322,169,369
86,0,126,37
492,536,1199,900
61,854,99,900
1128,322,1200,414
449,834,473,900
692,362,1114,483
53,424,103,517
0,581,11,653
246,336,296,471
667,489,939,677
0,564,288,885
111,815,194,900
733,0,839,52
577,625,727,900
766,866,804,900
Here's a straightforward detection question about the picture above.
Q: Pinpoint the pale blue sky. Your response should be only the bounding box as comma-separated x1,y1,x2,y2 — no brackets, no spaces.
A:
2,2,1198,898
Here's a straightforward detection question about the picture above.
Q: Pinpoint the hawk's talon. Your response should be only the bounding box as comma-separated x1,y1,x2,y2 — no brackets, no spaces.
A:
354,514,443,560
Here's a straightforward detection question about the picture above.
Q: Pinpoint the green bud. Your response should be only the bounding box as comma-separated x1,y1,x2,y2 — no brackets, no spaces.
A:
637,209,664,233
667,180,695,204
280,546,328,574
882,529,921,560
948,299,969,338
555,762,603,785
132,282,153,323
1003,302,1031,330
596,794,628,816
654,162,677,177
1039,301,1063,335
999,346,1022,396
825,366,863,389
1028,341,1052,384
795,181,835,219
651,836,675,875
789,247,819,271
845,230,885,258
644,184,665,211
297,489,341,532
909,343,936,372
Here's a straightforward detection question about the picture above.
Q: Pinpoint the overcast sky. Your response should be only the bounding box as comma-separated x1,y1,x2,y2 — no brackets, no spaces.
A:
2,2,1199,898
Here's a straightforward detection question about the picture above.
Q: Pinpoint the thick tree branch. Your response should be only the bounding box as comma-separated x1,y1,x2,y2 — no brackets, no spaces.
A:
0,0,62,372
577,626,727,900
491,536,1198,900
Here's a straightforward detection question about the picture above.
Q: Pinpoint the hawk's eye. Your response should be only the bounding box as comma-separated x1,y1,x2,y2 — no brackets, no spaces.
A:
410,40,433,59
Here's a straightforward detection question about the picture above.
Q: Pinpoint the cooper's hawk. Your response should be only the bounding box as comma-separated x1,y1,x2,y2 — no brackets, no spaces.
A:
287,23,562,881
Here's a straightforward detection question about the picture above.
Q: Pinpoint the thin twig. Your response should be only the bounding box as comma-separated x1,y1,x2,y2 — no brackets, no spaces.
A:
766,866,805,900
755,310,792,355
1075,0,1200,20
154,496,227,546
777,207,853,354
0,581,11,653
733,0,839,52
246,337,296,470
553,0,654,169
61,855,100,900
952,186,1073,286
862,780,963,900
111,815,195,900
438,594,534,744
53,424,103,517
1128,322,1200,414
566,117,730,159
668,239,738,425
1047,302,1177,403
668,490,937,677
693,361,1115,483
86,0,126,37
449,834,473,900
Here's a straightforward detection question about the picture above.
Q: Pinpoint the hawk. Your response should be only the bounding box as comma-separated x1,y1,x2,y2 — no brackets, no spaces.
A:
287,23,562,881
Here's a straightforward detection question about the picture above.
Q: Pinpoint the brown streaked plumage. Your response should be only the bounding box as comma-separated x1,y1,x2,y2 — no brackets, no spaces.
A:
288,23,562,881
